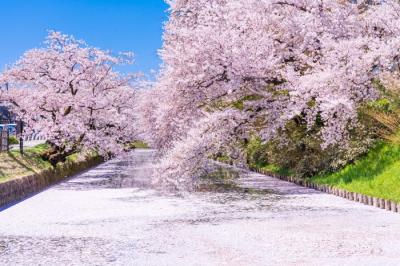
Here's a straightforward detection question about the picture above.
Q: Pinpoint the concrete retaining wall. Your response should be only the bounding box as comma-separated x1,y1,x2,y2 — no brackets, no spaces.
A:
0,157,104,208
250,167,400,213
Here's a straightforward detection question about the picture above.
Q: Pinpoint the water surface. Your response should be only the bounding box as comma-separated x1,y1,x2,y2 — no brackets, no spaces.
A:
1,149,400,265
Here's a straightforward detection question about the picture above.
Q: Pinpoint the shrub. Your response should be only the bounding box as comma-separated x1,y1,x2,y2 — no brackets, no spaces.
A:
8,136,19,144
244,110,378,178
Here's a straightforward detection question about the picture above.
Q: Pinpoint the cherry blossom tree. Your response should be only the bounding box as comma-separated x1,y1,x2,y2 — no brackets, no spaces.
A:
1,32,139,165
140,0,400,188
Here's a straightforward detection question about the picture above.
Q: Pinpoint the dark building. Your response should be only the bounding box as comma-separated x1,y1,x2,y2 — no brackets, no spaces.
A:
0,105,13,123
0,105,17,135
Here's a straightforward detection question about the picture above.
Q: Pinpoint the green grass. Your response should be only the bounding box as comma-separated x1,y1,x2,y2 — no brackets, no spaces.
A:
257,163,293,177
26,143,50,154
0,143,91,183
127,140,149,149
66,153,80,162
0,144,52,183
312,141,400,202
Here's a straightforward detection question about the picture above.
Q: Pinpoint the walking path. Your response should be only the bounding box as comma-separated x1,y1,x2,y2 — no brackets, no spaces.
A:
10,139,46,150
0,149,400,265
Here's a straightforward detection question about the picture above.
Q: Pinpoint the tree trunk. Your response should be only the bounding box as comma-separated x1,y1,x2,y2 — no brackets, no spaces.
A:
41,144,75,167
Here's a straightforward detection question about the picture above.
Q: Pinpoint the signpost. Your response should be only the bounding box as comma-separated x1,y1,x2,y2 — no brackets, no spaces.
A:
0,83,11,152
0,125,9,152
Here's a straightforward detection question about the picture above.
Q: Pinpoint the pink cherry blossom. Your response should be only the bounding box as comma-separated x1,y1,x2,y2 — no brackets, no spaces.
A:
1,31,139,161
138,0,400,186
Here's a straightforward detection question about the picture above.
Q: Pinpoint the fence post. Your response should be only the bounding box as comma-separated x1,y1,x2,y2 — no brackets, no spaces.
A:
19,137,24,155
17,120,24,155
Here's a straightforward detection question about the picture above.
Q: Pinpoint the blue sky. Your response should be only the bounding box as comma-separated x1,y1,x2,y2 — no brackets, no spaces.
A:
0,0,169,77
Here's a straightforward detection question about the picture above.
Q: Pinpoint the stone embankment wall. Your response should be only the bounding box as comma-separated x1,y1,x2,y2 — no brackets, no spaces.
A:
0,157,103,208
251,167,400,213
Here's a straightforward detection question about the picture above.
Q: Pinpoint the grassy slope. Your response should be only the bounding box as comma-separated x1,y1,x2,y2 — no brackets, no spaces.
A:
0,144,85,183
312,142,400,202
0,139,147,184
0,144,52,183
247,139,400,202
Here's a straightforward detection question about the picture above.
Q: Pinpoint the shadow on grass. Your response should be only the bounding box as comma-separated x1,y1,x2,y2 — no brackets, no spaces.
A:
6,151,38,175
